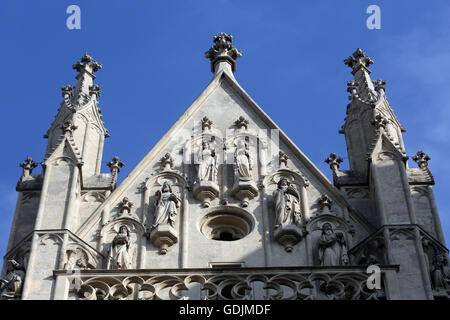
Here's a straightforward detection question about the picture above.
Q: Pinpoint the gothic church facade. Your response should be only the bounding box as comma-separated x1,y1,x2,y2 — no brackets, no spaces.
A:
1,33,448,300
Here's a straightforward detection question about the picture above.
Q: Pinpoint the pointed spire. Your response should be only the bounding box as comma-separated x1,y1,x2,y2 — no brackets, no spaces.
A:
71,53,102,106
205,32,242,74
344,48,377,102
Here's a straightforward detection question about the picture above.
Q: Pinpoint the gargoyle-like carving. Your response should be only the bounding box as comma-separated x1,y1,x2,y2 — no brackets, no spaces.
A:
0,260,25,300
412,150,431,169
324,153,343,171
118,197,133,216
19,157,38,178
107,225,136,270
318,223,349,266
160,153,174,171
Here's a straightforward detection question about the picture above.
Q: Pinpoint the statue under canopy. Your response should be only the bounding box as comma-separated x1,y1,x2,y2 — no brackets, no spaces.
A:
273,178,302,228
234,138,252,179
318,223,349,266
152,181,181,229
107,225,135,270
197,141,218,183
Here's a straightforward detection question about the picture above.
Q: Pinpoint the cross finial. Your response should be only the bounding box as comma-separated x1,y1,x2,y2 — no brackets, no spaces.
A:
20,156,38,178
72,53,102,74
317,194,333,212
344,48,374,75
279,151,289,168
412,150,431,169
205,32,242,73
107,156,125,174
325,153,343,171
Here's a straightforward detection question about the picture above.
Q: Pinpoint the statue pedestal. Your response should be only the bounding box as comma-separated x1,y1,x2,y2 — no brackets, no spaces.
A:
193,181,220,207
231,178,258,207
149,225,178,255
274,224,305,252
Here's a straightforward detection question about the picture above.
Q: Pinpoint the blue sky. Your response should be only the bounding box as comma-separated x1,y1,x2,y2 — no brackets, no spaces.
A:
1,1,449,264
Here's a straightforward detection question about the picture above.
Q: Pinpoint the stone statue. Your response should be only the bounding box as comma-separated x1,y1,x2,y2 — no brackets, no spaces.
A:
318,223,349,266
273,178,302,228
0,260,25,299
198,141,218,183
234,139,252,179
431,253,450,291
107,225,135,270
153,181,181,228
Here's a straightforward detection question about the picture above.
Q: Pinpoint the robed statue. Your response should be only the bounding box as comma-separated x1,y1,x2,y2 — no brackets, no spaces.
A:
152,181,181,229
107,225,136,270
197,141,218,182
318,223,349,266
0,260,25,299
273,178,302,228
234,139,252,179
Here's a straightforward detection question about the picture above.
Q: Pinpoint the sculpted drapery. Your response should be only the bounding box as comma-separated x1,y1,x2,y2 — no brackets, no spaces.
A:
198,141,218,182
318,223,349,266
107,225,135,270
153,181,180,229
234,139,252,179
273,178,302,228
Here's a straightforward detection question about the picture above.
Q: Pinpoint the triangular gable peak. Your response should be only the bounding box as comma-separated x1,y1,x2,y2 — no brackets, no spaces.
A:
77,67,373,242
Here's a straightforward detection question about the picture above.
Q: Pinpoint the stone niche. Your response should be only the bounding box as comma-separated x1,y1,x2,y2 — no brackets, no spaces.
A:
198,206,255,241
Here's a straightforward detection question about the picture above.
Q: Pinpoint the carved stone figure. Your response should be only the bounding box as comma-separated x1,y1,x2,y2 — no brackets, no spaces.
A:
107,225,136,270
431,253,450,291
273,178,302,228
153,181,180,228
318,223,349,266
0,260,25,299
198,141,218,183
234,138,252,179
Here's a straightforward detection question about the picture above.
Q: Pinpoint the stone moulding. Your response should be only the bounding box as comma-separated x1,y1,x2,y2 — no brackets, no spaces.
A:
55,265,400,300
